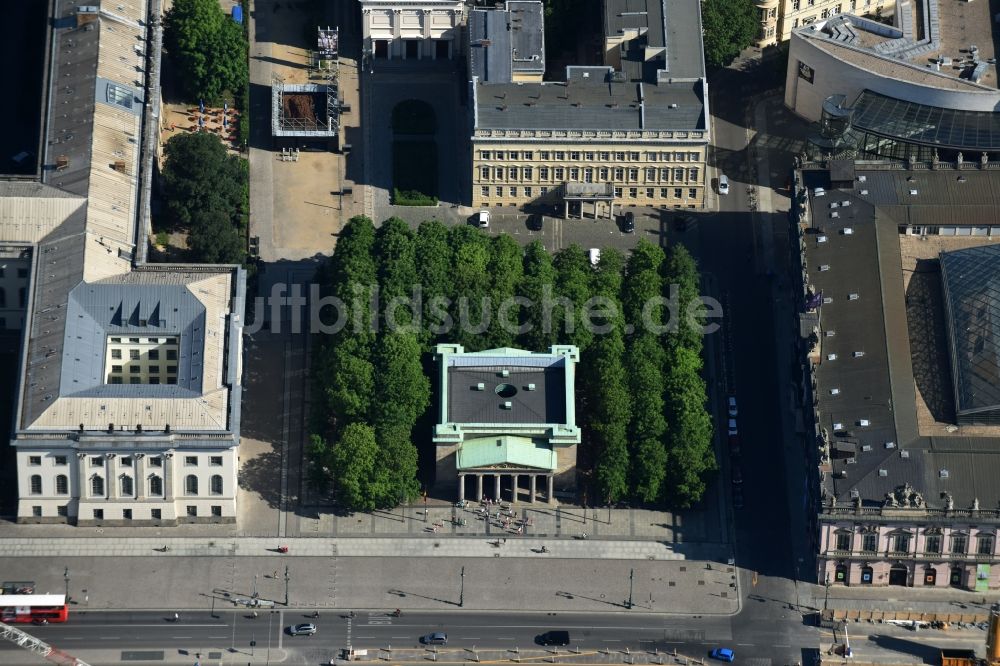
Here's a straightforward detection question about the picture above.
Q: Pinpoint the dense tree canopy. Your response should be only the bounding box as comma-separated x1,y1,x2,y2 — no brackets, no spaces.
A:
701,0,758,69
164,0,248,102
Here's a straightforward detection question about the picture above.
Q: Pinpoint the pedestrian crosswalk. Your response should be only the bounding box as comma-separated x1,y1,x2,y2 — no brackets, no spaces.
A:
741,658,772,666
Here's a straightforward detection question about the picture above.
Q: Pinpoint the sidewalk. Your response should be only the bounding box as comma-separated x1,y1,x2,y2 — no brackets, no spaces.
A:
1,551,741,615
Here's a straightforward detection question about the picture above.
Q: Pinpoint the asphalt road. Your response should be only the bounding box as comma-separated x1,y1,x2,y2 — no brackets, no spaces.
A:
5,608,815,666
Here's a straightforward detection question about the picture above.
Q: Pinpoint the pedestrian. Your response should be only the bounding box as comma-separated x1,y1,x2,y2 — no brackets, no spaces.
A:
273,570,278,579
517,526,523,535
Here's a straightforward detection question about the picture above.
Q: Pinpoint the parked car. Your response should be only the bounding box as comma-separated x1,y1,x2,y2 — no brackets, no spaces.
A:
477,210,491,228
728,434,740,456
527,214,543,230
727,418,738,436
621,211,635,233
732,486,744,509
288,623,317,636
421,632,448,645
589,248,602,267
536,631,571,646
710,648,735,662
727,396,738,418
731,467,743,485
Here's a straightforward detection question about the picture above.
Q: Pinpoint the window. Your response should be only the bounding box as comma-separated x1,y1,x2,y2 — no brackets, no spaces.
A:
55,505,67,517
211,474,223,495
111,377,123,385
495,151,505,160
554,167,565,181
613,187,622,198
151,508,162,520
821,8,829,18
569,151,580,161
554,151,565,160
584,152,595,161
584,168,594,183
952,535,968,554
29,456,41,466
674,188,683,199
978,535,995,555
495,186,503,197
187,505,197,517
29,475,42,494
91,456,103,467
628,168,639,182
111,349,122,360
129,366,140,374
599,167,609,180
123,509,132,520
600,152,610,161
861,533,877,552
540,187,548,195
648,152,658,162
614,167,624,181
645,168,656,181
645,188,654,199
674,168,685,181
167,349,177,361
56,475,68,495
480,167,490,180
480,150,491,160
185,456,198,466
91,476,105,496
149,475,163,496
792,0,800,8
660,188,669,198
835,532,851,551
112,365,123,373
121,476,133,496
129,349,140,360
18,288,26,307
32,506,42,517
539,151,550,160
93,509,104,520
569,168,580,181
508,167,519,180
185,475,198,495
629,152,640,161
808,0,814,5
629,187,638,198
212,505,222,517
54,455,67,466
677,153,687,162
689,188,697,199
508,187,517,196
149,456,162,468
509,151,519,160
524,187,532,197
524,151,533,160
614,151,625,161
481,186,489,197
925,535,942,554
129,377,141,384
523,166,533,180
210,456,223,467
17,267,29,278
539,167,549,181
121,456,133,467
689,168,699,182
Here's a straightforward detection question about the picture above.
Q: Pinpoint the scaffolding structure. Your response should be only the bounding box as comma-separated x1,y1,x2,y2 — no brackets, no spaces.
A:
271,72,340,138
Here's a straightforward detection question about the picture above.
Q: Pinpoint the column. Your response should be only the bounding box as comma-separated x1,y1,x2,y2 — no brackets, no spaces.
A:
529,475,537,504
511,474,520,503
77,454,88,500
457,474,465,502
164,454,174,501
494,474,501,501
563,200,569,219
136,456,145,500
108,456,117,499
547,475,555,505
476,474,483,501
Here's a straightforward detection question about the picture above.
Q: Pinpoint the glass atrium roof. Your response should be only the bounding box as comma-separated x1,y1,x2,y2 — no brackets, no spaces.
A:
852,90,1000,151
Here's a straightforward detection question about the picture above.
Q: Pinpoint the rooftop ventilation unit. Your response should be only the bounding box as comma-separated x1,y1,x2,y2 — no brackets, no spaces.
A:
853,351,865,358
475,383,485,390
858,175,866,182
526,383,536,391
850,489,861,498
827,353,838,360
885,441,896,449
831,211,840,218
819,265,830,271
830,388,841,395
501,370,510,377
862,444,872,452
833,422,844,430
818,235,828,243
858,419,870,426
878,469,888,477
900,450,909,458
940,469,949,478
843,227,854,235
849,293,859,301
830,202,840,209
825,330,836,337
846,457,857,464
823,297,833,304
909,189,918,195
502,401,513,409
860,189,869,195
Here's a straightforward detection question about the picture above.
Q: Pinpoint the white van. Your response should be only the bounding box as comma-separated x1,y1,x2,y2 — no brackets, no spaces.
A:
477,210,491,228
718,174,729,195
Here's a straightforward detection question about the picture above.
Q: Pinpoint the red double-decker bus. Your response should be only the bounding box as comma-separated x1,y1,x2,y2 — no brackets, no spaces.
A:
0,594,69,623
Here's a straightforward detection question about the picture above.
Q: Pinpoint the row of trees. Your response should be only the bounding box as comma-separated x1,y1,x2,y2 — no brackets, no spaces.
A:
309,216,716,510
160,132,247,264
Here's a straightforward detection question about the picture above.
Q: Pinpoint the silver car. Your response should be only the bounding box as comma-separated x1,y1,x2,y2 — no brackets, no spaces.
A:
288,623,317,636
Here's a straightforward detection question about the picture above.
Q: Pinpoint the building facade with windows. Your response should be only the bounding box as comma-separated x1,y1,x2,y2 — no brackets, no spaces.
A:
796,162,1000,589
754,0,893,47
359,0,464,60
469,0,709,214
8,0,245,526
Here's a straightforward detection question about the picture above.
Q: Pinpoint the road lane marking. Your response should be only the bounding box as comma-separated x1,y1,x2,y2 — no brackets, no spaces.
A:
775,644,791,648
737,643,753,646
602,639,621,642
99,637,121,640
498,637,515,640
172,636,192,639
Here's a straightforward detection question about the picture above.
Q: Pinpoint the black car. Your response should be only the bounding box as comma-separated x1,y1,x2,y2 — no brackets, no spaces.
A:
536,631,571,646
527,214,544,230
621,212,635,233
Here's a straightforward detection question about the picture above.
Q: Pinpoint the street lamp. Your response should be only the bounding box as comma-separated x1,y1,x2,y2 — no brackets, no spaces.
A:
824,572,831,612
626,568,634,610
459,566,465,608
284,565,290,607
63,567,69,601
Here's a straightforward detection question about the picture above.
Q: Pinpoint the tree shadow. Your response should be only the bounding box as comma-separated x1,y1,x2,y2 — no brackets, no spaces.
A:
238,445,284,510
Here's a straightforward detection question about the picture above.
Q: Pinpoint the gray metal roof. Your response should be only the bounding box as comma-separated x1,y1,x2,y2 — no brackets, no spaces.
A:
447,364,566,425
60,282,207,396
468,1,545,83
474,75,705,131
802,163,1000,510
940,245,1000,417
604,0,705,81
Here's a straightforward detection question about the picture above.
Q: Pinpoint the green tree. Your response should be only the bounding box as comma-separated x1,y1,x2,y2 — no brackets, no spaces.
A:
447,226,491,351
662,345,716,507
371,331,430,435
329,216,378,341
375,218,417,329
626,335,668,502
328,423,381,510
701,0,758,69
589,328,631,503
374,425,422,506
622,240,666,332
187,206,244,264
553,245,595,352
164,0,248,102
315,337,375,427
161,132,243,228
519,241,558,351
663,244,705,354
483,235,524,349
415,220,453,347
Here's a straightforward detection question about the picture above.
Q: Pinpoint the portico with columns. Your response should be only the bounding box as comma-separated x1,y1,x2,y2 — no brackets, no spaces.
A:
433,345,581,504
